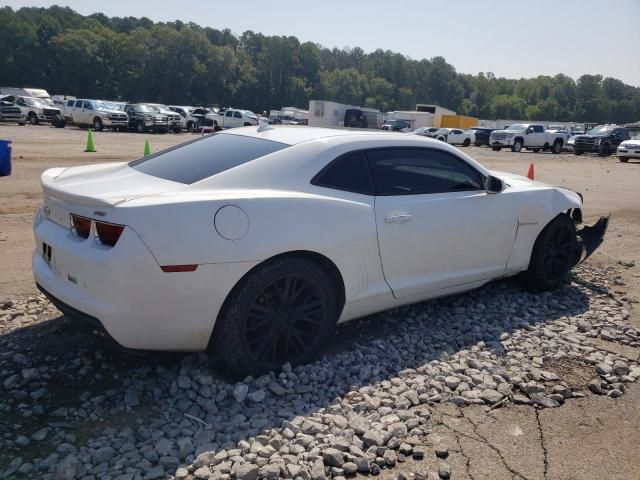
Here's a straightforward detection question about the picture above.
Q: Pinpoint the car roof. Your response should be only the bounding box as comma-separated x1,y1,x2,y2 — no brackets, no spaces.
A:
223,125,421,146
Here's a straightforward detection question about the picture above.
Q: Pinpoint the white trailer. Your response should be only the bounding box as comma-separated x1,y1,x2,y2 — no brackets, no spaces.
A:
415,104,456,127
0,87,53,104
385,110,435,130
308,100,383,129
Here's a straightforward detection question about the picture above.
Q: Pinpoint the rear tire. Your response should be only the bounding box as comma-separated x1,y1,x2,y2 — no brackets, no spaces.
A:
524,214,577,290
619,156,629,163
532,148,540,153
492,146,502,152
136,121,146,134
212,257,338,376
551,140,563,154
462,138,471,147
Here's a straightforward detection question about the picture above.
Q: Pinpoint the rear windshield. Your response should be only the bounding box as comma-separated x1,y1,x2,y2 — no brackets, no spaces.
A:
129,133,289,184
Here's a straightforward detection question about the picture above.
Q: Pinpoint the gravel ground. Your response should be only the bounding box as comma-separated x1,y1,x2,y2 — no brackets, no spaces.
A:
1,262,638,479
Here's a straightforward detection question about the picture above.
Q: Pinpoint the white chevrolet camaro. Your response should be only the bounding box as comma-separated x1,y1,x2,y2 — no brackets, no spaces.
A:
33,126,608,375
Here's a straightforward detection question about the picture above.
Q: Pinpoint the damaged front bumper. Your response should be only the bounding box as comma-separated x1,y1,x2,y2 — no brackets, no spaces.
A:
573,216,609,266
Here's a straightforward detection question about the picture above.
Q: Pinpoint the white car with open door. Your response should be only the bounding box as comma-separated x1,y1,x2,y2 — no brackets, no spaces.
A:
33,126,608,375
434,128,475,146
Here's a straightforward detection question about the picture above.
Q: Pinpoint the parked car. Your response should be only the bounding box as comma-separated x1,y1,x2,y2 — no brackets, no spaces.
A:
468,127,495,146
64,99,129,131
32,126,608,375
616,133,640,163
413,127,440,137
490,124,566,153
169,106,223,132
0,95,64,126
124,103,169,133
0,97,26,125
221,108,258,128
381,119,412,132
573,125,630,157
434,128,474,147
146,104,183,133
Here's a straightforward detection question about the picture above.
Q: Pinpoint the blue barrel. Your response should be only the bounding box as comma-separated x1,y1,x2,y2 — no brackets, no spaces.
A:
0,140,12,177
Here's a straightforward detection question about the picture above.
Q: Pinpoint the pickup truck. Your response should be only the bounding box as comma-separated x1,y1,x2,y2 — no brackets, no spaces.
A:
220,108,258,128
123,103,170,133
573,125,630,157
63,99,129,131
0,98,26,125
489,124,566,153
146,104,183,133
1,95,64,126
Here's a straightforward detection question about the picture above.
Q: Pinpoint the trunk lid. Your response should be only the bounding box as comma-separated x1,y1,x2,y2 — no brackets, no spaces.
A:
42,163,185,207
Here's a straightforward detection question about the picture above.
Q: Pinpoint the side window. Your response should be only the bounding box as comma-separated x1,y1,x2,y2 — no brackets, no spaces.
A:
311,151,373,195
75,100,83,108
66,100,74,107
234,111,242,118
125,105,132,112
533,125,544,133
366,148,485,196
225,110,233,117
83,101,93,110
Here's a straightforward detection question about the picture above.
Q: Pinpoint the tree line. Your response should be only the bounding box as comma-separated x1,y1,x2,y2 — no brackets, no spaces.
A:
1,5,639,124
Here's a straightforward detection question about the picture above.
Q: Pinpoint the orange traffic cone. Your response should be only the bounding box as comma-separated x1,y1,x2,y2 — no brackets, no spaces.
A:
526,162,534,180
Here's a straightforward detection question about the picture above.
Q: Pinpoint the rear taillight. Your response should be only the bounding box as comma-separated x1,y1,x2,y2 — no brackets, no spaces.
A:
95,221,125,246
71,214,91,238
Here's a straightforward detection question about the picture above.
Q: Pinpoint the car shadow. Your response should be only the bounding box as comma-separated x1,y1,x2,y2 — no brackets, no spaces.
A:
0,271,598,468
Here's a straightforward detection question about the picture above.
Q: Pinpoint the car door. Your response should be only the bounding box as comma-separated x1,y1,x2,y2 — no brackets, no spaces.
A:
73,100,84,124
82,101,95,124
529,125,546,147
368,147,518,298
224,110,235,127
448,129,464,144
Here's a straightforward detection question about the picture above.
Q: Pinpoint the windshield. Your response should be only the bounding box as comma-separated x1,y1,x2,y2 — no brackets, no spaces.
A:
24,97,46,107
241,110,257,119
129,133,289,184
134,104,155,113
435,128,449,134
586,126,614,135
96,101,118,110
506,124,526,132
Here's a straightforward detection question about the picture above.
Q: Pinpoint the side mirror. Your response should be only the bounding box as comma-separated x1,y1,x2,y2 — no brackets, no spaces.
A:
485,175,504,194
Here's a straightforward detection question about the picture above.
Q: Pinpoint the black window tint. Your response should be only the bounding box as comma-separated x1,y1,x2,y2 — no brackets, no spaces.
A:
312,151,373,195
366,148,485,196
234,111,242,118
129,133,288,184
75,100,83,108
533,125,544,133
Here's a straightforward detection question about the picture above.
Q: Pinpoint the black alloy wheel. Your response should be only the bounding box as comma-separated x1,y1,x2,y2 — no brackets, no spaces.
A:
244,275,326,366
213,257,338,375
525,214,577,290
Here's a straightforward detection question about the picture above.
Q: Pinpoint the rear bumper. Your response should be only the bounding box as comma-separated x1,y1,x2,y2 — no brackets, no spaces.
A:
32,212,258,351
573,216,609,266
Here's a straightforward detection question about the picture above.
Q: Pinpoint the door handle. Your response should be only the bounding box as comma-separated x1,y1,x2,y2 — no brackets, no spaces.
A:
384,214,412,224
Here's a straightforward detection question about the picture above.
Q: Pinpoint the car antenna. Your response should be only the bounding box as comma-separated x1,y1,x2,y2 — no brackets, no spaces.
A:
257,118,274,132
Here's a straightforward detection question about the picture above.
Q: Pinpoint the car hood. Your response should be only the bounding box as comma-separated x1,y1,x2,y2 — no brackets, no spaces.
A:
491,170,540,188
41,163,185,207
620,141,640,148
575,134,608,139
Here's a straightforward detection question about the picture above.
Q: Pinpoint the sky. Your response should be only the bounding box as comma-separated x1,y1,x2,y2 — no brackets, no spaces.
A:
4,0,640,86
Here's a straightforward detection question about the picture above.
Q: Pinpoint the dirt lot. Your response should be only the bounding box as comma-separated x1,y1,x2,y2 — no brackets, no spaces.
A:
1,124,639,479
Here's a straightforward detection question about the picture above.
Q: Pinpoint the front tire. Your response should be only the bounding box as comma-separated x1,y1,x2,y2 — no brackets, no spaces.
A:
511,139,523,152
524,214,577,290
597,143,610,157
93,117,103,132
212,257,338,376
619,156,629,163
492,146,502,151
574,149,583,156
27,112,38,125
136,121,146,134
462,138,471,147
